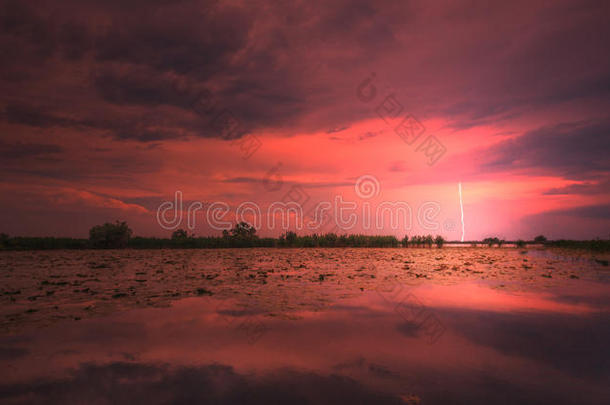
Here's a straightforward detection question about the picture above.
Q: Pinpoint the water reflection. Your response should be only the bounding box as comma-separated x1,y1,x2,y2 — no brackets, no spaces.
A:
1,282,608,404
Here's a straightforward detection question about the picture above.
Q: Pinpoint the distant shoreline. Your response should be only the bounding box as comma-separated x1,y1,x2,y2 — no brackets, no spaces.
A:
0,236,608,252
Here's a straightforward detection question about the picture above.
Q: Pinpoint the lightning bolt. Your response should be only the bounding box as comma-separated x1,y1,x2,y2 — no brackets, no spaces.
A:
458,182,465,242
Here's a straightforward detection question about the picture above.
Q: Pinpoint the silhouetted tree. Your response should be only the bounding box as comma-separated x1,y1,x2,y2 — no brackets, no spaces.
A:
483,237,500,247
230,222,257,240
89,221,132,248
0,233,8,249
401,235,409,247
282,231,297,246
434,235,445,248
171,229,189,239
534,235,547,244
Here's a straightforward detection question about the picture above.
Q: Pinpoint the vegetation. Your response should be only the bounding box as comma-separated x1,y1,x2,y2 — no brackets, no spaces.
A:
222,221,260,247
0,233,8,249
89,221,133,248
171,229,189,239
274,232,400,248
403,235,444,248
0,236,88,250
483,237,500,247
546,239,610,252
1,223,608,251
225,222,258,241
533,235,548,244
482,237,507,247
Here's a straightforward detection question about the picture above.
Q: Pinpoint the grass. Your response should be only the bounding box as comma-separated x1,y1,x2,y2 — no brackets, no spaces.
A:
1,234,608,252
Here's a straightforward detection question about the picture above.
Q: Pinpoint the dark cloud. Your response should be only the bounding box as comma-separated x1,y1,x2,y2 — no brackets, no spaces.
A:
480,119,610,180
57,20,93,60
222,177,353,189
93,67,195,107
0,141,62,159
528,203,610,221
358,131,378,141
517,203,610,239
2,104,77,128
0,1,57,79
543,180,610,195
92,5,250,77
327,125,350,134
2,102,202,141
222,177,262,184
0,0,608,197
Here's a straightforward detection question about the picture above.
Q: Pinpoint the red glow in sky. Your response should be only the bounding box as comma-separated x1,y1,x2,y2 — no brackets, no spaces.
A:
0,0,608,239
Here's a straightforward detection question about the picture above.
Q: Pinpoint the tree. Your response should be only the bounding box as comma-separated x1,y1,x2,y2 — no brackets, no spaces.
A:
282,231,297,246
434,235,445,248
516,239,526,248
0,233,8,249
534,235,547,244
230,222,257,240
171,229,189,239
89,221,132,248
401,235,409,247
483,237,499,247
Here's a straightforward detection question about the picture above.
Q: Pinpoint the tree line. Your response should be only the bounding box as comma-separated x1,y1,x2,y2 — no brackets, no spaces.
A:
0,221,608,251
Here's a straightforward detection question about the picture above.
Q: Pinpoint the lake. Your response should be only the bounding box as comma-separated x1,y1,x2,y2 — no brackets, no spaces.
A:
1,248,609,404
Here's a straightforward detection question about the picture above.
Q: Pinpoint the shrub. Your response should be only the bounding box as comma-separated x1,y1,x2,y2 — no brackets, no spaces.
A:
0,233,8,249
171,229,189,239
483,237,500,247
533,235,547,244
89,221,133,249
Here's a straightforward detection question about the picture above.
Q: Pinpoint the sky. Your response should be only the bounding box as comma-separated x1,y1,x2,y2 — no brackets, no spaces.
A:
0,0,609,240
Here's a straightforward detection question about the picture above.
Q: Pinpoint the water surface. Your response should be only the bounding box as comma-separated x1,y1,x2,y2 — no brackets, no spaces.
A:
1,271,608,404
